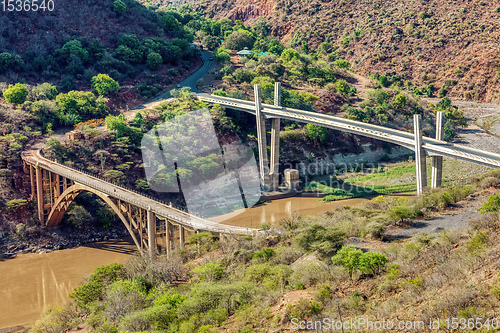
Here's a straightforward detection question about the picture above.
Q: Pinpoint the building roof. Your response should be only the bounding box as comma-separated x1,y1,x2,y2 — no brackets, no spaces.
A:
236,47,254,55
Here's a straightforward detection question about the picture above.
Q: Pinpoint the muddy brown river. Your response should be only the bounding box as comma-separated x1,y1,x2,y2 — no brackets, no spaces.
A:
0,239,137,329
0,196,367,330
213,196,369,227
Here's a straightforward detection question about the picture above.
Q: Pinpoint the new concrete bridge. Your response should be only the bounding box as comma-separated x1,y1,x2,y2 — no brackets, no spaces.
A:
197,84,500,195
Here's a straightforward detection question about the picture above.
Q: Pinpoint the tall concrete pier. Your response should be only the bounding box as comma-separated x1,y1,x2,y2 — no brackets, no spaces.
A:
254,85,270,190
431,111,445,189
270,83,281,191
414,114,427,195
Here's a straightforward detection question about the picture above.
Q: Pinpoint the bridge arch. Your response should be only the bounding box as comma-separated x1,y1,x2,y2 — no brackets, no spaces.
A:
46,183,143,252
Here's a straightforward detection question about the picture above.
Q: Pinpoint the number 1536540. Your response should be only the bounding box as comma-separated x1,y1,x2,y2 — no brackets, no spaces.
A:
2,0,54,11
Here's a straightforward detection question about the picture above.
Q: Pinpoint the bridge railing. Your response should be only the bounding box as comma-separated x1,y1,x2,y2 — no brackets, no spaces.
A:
36,149,205,218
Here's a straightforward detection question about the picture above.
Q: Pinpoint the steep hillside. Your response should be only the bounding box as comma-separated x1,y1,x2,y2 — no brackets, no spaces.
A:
0,0,197,94
185,0,500,103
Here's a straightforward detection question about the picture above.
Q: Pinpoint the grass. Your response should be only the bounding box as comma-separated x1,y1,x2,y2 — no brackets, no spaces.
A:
306,163,419,201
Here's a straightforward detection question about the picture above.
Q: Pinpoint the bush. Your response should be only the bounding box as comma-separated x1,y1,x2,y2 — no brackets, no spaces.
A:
113,0,126,14
225,30,255,50
3,83,28,104
480,194,500,214
191,261,224,282
358,251,388,275
70,263,125,309
105,279,148,321
331,246,363,280
35,83,58,100
0,52,13,73
305,124,329,145
294,224,345,257
146,52,163,70
92,74,119,96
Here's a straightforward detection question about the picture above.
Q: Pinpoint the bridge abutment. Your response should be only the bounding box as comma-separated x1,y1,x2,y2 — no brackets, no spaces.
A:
431,111,445,189
414,114,427,195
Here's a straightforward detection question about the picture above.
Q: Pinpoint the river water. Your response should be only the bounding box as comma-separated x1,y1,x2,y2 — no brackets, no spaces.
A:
0,196,367,330
0,239,137,329
213,196,369,228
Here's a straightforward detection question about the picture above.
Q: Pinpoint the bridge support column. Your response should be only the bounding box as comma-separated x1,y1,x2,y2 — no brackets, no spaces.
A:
29,165,35,201
165,220,170,255
147,208,155,257
414,114,427,195
270,82,281,191
431,111,445,189
179,225,185,249
254,85,270,191
35,166,44,225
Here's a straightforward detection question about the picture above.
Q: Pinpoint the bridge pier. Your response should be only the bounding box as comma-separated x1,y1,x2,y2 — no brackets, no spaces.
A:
414,114,427,195
147,208,156,257
431,111,445,189
254,85,271,190
270,82,281,191
35,165,44,225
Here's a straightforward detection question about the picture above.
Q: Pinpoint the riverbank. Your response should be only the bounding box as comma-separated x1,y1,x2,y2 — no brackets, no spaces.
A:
0,222,129,259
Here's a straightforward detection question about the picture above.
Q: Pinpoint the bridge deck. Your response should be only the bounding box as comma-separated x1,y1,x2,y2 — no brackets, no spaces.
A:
198,94,500,168
21,149,257,235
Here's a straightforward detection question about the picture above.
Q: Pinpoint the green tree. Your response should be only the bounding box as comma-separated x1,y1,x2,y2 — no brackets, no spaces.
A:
146,52,163,70
480,194,500,214
358,251,388,275
91,74,119,96
3,83,28,104
104,170,126,184
66,205,93,228
332,246,363,280
35,83,58,100
389,206,415,224
392,93,407,108
0,52,13,73
113,0,126,14
161,13,182,31
305,124,329,145
6,199,28,212
335,59,350,69
203,36,221,50
334,79,353,96
225,30,255,50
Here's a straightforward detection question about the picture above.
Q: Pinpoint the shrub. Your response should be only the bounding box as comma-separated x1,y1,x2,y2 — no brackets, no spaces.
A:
225,30,255,50
35,83,58,100
0,52,13,73
305,124,329,145
331,245,363,280
480,194,500,214
389,206,415,223
3,83,28,104
91,74,119,96
113,0,126,14
358,251,388,275
253,248,275,261
70,263,125,309
146,52,163,70
294,224,346,257
104,279,148,321
191,261,224,282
